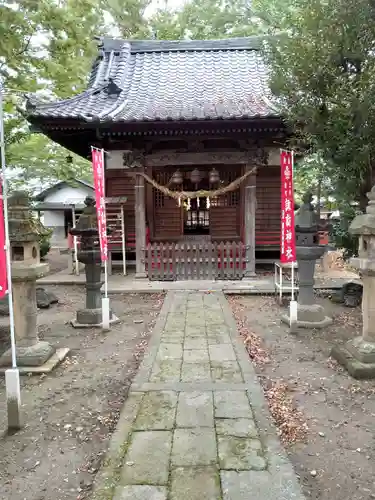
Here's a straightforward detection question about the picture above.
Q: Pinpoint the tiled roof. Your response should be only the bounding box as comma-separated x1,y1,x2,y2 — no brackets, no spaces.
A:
26,36,279,123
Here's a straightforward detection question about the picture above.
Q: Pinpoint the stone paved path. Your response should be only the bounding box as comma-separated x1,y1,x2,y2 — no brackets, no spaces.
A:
94,291,304,500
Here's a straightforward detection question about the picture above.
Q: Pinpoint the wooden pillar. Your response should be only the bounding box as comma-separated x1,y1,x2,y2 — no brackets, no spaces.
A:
244,168,256,278
135,171,147,278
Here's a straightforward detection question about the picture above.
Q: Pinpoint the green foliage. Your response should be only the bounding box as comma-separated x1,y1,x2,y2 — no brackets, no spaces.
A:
294,153,333,203
0,0,297,190
1,0,104,185
2,0,368,260
39,228,52,259
331,206,359,261
267,0,375,208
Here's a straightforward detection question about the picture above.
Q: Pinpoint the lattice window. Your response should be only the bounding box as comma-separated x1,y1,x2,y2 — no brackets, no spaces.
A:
210,170,240,207
153,171,166,207
154,188,165,208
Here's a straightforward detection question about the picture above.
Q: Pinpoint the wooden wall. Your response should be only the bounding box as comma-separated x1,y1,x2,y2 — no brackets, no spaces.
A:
210,165,241,240
105,164,281,248
106,169,136,245
255,166,281,247
151,169,182,241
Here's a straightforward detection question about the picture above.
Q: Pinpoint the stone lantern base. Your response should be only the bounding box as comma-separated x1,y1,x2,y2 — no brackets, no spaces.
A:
331,337,375,379
71,307,120,328
281,304,332,329
0,341,70,374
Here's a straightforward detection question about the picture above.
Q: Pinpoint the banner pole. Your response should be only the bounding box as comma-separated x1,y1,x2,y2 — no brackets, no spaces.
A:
101,148,110,329
0,83,22,430
289,149,297,332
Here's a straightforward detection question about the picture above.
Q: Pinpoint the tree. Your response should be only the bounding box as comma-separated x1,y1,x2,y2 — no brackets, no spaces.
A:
293,153,334,214
267,0,375,211
105,0,297,41
1,0,296,189
0,0,103,187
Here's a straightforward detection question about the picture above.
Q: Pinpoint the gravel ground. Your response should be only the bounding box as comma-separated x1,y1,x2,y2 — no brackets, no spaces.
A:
229,294,375,500
44,249,70,275
0,287,164,500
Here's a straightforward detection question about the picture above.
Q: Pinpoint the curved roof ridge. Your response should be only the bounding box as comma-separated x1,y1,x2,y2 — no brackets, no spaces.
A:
26,35,281,124
98,35,267,54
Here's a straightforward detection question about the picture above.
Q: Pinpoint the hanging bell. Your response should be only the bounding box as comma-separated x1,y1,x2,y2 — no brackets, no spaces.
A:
209,167,220,184
190,168,201,184
171,169,183,184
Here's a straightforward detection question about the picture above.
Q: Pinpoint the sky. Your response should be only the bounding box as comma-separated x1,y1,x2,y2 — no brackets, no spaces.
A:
145,0,187,16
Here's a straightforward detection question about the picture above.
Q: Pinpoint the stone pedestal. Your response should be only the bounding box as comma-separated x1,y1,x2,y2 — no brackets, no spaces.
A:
281,192,332,329
0,264,58,368
331,186,375,378
332,271,375,378
71,253,118,328
70,197,119,328
283,255,332,328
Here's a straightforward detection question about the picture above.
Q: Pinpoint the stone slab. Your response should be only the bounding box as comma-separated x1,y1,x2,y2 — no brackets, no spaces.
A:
114,485,167,500
331,345,375,379
180,362,211,382
170,467,221,500
207,333,232,345
214,391,252,419
0,348,69,375
216,418,258,438
133,391,177,430
157,343,183,360
131,382,250,392
176,391,214,428
281,313,332,329
71,314,120,329
121,430,172,485
218,436,267,470
171,428,217,466
209,344,237,362
211,361,244,383
183,349,210,363
221,470,305,500
149,360,182,383
160,333,184,344
38,270,351,293
92,290,305,500
184,338,207,349
185,327,206,337
0,341,55,367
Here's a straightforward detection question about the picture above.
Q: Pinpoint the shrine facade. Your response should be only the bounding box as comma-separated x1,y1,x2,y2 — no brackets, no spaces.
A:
26,36,290,280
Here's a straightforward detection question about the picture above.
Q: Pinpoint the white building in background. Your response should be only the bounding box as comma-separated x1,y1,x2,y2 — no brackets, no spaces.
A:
34,179,94,248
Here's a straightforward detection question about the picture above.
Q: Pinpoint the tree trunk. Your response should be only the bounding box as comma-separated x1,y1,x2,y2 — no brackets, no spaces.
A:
316,178,322,220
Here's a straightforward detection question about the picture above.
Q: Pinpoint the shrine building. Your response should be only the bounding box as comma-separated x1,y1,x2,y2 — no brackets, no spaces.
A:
26,36,291,281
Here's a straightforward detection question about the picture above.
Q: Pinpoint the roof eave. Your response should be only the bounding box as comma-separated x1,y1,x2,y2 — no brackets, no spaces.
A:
29,113,285,129
35,179,94,201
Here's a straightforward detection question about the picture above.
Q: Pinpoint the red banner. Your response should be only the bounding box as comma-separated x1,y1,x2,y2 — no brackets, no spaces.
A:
0,174,7,298
92,148,108,262
280,150,296,263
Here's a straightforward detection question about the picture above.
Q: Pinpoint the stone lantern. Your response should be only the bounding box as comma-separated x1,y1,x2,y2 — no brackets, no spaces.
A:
0,192,68,370
282,192,332,328
70,196,116,327
331,186,375,378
